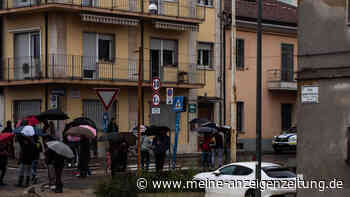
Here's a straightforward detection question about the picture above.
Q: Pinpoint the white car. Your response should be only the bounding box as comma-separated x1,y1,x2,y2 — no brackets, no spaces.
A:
193,162,296,197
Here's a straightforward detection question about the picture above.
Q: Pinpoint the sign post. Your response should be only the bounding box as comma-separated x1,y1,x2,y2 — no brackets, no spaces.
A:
95,88,120,158
172,96,183,169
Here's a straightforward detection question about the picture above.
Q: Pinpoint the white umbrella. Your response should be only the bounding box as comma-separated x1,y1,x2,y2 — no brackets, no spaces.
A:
21,125,35,136
46,141,74,159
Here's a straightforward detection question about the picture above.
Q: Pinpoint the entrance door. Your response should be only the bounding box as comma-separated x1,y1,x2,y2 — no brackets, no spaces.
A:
281,104,293,130
150,49,161,79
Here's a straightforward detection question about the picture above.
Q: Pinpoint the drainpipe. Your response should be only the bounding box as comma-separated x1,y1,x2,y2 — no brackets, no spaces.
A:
45,12,48,111
230,0,237,163
223,19,226,125
218,0,223,126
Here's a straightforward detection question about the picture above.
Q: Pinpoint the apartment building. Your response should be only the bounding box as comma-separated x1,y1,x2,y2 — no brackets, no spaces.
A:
0,0,224,153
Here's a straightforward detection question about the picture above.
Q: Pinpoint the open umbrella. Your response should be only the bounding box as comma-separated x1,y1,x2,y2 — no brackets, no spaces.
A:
36,109,69,121
145,125,170,136
195,127,217,134
67,135,80,142
71,117,97,129
24,116,40,126
47,141,74,159
106,132,137,146
65,126,95,139
190,118,209,125
79,125,96,137
201,122,218,129
13,126,47,137
0,133,14,143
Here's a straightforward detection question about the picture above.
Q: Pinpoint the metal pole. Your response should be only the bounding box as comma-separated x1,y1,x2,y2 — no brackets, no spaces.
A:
137,45,142,173
230,0,237,163
256,0,263,196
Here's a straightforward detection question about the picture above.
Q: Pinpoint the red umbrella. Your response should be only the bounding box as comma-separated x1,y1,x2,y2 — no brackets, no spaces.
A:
24,116,40,126
0,133,14,143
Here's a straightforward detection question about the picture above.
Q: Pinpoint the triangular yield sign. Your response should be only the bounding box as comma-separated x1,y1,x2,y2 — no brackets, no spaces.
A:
95,88,120,110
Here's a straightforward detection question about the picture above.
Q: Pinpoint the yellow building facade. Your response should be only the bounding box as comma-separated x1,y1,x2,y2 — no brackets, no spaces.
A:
0,0,223,153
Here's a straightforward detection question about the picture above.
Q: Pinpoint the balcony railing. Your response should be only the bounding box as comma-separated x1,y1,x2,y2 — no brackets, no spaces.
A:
0,54,206,86
0,0,206,21
267,69,297,91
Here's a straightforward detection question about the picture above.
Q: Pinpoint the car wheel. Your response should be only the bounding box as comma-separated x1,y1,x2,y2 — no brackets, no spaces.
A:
245,189,256,197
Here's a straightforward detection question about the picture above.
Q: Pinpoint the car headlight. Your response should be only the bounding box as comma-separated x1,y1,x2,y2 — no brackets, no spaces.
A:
289,136,297,142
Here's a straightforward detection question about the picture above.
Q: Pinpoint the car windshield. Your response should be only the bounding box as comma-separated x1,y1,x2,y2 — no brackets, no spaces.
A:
283,127,297,134
263,167,296,178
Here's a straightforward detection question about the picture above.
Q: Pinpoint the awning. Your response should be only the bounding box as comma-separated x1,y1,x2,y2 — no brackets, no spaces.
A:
198,96,222,103
153,21,199,32
81,14,139,26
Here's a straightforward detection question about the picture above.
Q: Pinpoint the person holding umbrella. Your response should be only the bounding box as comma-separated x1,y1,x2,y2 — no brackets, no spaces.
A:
107,118,119,133
45,140,74,193
0,133,13,186
78,136,90,178
152,131,170,172
2,121,13,133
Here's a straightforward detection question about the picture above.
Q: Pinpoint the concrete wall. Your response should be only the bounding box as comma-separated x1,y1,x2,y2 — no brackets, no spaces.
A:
225,28,298,152
298,0,350,196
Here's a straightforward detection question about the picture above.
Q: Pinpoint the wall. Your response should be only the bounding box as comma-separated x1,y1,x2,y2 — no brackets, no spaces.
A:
298,0,350,196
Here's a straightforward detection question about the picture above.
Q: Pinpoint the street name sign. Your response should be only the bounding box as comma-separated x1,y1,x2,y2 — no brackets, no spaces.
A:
301,86,319,104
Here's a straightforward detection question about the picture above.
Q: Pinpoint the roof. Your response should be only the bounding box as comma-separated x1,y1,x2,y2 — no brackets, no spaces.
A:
224,0,297,25
221,162,281,169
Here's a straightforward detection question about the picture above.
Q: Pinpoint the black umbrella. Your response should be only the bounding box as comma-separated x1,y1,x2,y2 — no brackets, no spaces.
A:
201,122,217,129
105,132,137,146
71,117,97,129
36,109,69,121
190,118,208,125
195,127,217,133
145,125,170,136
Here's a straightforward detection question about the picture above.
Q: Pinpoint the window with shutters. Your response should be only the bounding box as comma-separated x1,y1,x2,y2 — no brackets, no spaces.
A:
197,42,214,69
236,38,245,70
237,101,244,132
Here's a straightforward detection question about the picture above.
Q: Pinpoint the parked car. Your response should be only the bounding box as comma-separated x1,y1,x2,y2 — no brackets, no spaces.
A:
193,162,296,197
272,127,297,153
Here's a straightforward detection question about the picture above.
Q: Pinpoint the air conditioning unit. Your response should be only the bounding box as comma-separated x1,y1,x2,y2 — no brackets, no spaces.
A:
83,69,96,79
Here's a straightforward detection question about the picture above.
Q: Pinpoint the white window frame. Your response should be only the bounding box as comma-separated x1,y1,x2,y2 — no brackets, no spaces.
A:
197,42,213,69
95,33,114,62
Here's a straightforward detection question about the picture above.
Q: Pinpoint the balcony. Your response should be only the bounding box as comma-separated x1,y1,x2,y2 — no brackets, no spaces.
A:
267,69,297,92
0,0,205,23
0,54,206,88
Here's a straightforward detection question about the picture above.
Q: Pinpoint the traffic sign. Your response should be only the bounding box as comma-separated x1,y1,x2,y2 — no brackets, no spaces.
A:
166,88,174,105
152,92,161,106
95,88,120,110
152,77,161,92
173,96,184,112
152,107,160,114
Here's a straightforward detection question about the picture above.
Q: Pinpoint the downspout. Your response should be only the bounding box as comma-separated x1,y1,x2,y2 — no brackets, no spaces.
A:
219,0,223,126
45,12,48,111
223,19,226,125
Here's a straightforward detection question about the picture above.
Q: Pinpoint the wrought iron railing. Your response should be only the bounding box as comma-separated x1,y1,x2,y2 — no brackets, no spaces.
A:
267,69,296,82
1,0,206,20
0,54,206,85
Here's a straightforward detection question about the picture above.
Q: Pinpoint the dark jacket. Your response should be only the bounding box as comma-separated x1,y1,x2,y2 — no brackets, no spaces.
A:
152,135,170,154
2,126,12,133
79,138,91,164
214,133,224,149
18,136,35,165
107,122,119,133
46,149,65,168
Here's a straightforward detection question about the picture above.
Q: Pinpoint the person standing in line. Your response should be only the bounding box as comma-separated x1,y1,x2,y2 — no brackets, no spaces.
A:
31,135,42,184
43,135,56,190
140,132,152,171
0,141,10,186
2,121,13,133
16,135,35,187
78,136,90,178
200,134,211,168
107,118,119,133
152,132,170,172
212,132,224,168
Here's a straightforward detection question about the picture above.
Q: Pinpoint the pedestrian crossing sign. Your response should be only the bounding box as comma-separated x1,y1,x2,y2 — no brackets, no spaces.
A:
173,96,184,112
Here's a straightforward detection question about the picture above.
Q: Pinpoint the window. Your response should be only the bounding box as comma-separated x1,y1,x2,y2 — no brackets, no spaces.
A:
263,167,296,178
281,104,293,131
197,0,213,6
197,42,213,68
219,165,236,175
98,34,114,62
237,101,244,132
232,165,253,176
236,38,244,70
150,38,178,67
281,43,294,81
